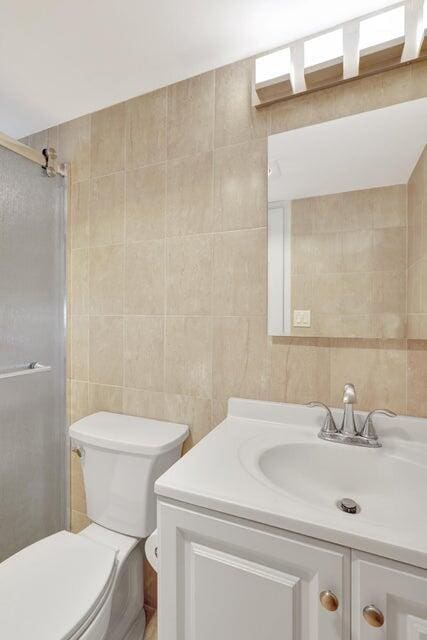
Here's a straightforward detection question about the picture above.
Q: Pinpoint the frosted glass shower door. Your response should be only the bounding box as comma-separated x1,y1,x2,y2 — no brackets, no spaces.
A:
0,145,67,560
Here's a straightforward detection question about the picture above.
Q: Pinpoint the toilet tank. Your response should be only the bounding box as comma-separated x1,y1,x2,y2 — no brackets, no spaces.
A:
69,412,188,538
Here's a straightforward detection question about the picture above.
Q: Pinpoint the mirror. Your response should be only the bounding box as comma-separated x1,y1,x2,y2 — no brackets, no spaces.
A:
268,98,427,339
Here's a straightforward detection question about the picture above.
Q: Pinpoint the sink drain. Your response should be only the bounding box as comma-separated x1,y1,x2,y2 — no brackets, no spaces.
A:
337,498,360,514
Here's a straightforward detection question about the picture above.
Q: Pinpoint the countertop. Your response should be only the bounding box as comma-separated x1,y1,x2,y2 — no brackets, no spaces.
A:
156,398,427,569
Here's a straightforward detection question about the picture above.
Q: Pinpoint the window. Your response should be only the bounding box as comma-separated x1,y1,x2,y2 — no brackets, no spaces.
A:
304,29,343,68
359,6,405,51
256,48,291,84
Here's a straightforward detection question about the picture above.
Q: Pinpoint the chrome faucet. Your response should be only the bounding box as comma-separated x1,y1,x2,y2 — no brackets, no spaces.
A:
341,383,358,436
308,383,396,448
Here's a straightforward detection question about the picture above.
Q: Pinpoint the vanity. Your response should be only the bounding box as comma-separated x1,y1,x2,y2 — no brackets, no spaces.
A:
155,397,427,640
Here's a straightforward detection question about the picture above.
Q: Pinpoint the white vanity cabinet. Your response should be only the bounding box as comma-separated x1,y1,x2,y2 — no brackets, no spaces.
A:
155,399,427,639
158,500,427,640
352,551,427,639
158,500,351,640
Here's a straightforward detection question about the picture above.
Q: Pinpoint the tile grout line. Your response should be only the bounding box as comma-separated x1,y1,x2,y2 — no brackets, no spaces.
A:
210,68,217,428
123,110,128,396
71,224,269,250
163,85,169,408
87,114,93,392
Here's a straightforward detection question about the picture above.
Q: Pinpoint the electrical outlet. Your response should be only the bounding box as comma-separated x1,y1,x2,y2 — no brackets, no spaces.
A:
293,309,311,328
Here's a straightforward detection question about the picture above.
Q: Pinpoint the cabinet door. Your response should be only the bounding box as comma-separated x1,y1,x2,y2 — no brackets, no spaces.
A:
158,500,350,640
352,551,427,640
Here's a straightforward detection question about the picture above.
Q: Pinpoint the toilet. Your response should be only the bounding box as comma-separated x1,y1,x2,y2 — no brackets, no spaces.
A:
0,411,188,640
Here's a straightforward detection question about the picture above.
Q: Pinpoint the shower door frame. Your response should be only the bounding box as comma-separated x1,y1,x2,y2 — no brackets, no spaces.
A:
0,129,46,166
0,127,70,531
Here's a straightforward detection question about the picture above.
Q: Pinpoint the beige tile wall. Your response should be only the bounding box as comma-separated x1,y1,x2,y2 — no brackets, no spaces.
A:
26,58,427,610
290,185,407,338
407,146,427,338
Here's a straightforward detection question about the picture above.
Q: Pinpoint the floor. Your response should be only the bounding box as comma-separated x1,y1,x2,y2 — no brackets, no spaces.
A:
144,610,157,639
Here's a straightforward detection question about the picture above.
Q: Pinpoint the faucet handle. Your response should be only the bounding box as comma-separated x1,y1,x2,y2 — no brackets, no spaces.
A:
360,409,396,440
307,402,338,435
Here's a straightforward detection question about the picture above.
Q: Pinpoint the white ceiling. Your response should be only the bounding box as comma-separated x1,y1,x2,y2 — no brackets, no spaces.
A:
0,0,398,138
268,98,427,202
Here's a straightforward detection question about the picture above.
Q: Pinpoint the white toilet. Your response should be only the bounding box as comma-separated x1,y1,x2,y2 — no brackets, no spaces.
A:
0,411,188,640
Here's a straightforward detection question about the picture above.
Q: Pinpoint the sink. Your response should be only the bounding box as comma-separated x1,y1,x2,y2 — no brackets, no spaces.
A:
257,441,427,527
157,397,427,568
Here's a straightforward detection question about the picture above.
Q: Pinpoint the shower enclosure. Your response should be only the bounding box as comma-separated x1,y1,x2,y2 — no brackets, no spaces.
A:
0,134,67,561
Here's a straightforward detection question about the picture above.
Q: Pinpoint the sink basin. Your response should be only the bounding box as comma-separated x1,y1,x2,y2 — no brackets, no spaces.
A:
257,441,427,527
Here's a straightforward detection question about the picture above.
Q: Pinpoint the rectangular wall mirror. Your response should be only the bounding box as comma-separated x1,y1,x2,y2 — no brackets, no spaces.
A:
268,97,427,339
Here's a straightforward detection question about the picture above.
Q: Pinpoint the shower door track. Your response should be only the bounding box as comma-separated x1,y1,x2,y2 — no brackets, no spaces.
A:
0,130,67,177
0,129,45,166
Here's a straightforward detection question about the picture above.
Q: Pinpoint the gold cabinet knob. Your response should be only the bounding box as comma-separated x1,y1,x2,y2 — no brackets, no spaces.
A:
319,590,339,612
363,605,384,627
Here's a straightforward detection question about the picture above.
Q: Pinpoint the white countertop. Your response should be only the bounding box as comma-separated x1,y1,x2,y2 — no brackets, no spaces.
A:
155,398,427,569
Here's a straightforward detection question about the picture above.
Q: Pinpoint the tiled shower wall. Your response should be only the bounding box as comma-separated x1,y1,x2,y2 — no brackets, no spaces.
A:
25,57,427,610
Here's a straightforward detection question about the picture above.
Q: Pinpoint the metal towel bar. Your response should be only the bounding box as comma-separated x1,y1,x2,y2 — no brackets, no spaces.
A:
0,362,52,380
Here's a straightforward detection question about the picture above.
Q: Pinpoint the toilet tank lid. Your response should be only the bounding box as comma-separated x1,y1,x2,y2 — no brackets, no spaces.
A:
69,412,189,455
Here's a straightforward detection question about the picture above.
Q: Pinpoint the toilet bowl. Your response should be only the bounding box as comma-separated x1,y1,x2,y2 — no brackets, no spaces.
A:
0,412,188,640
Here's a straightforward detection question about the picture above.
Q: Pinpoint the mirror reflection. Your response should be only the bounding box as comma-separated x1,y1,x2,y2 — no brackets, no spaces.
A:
268,98,427,339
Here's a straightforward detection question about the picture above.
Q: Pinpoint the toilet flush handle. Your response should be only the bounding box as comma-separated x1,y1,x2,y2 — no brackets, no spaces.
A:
72,446,85,459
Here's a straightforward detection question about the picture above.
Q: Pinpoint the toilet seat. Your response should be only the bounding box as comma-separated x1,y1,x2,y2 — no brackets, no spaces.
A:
0,530,117,640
